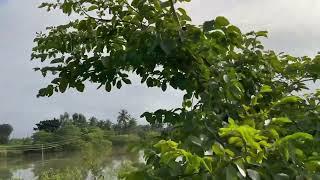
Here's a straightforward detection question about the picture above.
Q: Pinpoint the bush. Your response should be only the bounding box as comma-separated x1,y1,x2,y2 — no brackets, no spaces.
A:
32,131,56,144
109,135,140,147
38,167,85,180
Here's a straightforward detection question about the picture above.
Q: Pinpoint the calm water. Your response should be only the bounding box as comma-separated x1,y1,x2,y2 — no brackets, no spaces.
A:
0,149,142,180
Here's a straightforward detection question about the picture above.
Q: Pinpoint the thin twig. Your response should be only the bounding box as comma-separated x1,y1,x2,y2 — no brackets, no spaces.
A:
77,2,137,26
169,0,184,41
78,2,111,22
124,1,139,14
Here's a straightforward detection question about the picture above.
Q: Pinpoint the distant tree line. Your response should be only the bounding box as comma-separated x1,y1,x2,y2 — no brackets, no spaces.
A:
33,109,162,136
1,109,164,154
1,109,162,153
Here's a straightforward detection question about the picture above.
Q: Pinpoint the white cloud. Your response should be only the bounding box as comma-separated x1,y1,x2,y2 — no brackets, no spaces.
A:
182,0,320,56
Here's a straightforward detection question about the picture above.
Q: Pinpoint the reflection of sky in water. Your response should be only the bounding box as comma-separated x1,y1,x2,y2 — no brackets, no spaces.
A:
13,168,34,180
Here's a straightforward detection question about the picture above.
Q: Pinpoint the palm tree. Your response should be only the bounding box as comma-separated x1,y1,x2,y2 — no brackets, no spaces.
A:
117,109,131,133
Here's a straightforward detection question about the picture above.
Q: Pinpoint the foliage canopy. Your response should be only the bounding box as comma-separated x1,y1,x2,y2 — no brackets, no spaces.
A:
32,0,320,179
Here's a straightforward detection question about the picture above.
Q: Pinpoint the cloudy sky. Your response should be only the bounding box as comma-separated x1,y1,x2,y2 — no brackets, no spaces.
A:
0,0,320,137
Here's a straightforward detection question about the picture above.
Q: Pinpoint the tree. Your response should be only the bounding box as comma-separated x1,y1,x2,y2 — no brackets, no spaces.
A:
32,130,56,144
97,119,113,131
0,124,13,144
89,116,113,130
55,124,85,151
128,118,137,129
126,117,138,134
59,112,70,122
32,0,320,179
72,113,87,128
117,109,131,132
34,118,62,132
89,116,99,127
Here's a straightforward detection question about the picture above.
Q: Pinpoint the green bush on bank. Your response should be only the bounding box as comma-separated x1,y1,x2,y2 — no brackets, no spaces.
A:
38,167,85,180
109,134,140,147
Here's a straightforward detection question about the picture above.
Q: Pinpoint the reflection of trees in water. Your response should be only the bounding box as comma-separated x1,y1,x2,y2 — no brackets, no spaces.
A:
2,148,141,179
0,168,13,180
0,156,33,180
33,149,141,179
33,152,89,178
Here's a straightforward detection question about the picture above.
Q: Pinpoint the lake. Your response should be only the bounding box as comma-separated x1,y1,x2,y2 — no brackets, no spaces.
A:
0,148,143,180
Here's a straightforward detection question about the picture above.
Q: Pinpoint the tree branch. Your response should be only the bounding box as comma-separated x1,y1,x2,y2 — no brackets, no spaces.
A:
124,1,139,14
288,77,314,92
78,3,111,23
77,2,137,26
169,0,184,41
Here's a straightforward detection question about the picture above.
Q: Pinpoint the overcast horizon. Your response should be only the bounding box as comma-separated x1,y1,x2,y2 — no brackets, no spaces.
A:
1,0,320,138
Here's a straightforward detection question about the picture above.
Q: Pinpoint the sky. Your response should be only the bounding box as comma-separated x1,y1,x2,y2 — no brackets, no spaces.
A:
0,0,320,138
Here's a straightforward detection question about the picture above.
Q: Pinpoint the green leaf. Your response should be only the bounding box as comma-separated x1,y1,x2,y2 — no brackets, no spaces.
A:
177,8,187,15
227,25,241,34
185,155,201,174
184,100,192,108
116,81,122,89
270,57,283,72
271,117,292,124
247,169,260,180
146,78,153,87
215,16,230,27
152,0,161,11
177,7,191,21
160,39,176,55
105,83,111,92
189,136,202,147
274,96,302,106
273,173,289,180
123,78,132,84
38,3,48,8
160,1,171,8
61,2,73,16
50,58,64,64
228,137,243,146
224,149,235,157
203,20,215,32
76,83,85,92
279,132,313,142
226,165,238,180
256,31,268,37
154,140,178,153
220,124,267,152
202,157,213,173
223,74,229,83
212,142,224,156
235,161,246,178
161,82,167,91
131,0,145,7
268,129,279,140
87,5,98,11
59,78,68,93
260,85,272,93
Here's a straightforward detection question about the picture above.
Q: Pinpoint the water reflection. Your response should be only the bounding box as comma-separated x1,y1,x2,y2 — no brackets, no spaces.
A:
0,148,141,180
